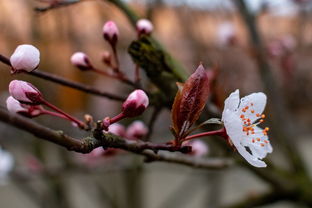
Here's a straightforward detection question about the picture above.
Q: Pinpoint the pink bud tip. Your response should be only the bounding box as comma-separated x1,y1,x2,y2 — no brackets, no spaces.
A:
103,21,119,44
70,52,92,70
126,121,148,140
10,44,40,73
136,19,153,35
6,96,42,117
184,140,209,157
122,90,149,117
106,123,126,137
9,80,42,104
6,96,27,114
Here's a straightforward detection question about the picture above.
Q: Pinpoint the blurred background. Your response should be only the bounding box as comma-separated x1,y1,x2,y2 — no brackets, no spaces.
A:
0,0,312,207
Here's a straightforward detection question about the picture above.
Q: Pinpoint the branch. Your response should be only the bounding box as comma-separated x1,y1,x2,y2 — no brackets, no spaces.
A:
34,0,83,12
0,108,231,170
0,54,125,101
128,36,188,104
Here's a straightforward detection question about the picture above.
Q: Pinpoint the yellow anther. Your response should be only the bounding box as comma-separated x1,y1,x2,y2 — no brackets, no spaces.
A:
260,143,265,147
256,138,261,141
261,114,266,119
251,110,255,113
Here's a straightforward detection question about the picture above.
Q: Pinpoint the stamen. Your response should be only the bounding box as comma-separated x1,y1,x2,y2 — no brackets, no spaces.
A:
251,110,255,113
261,114,266,119
260,143,265,147
256,138,260,141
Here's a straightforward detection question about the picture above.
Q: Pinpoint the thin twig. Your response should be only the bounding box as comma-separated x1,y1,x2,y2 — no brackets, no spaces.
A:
0,54,125,101
34,0,83,12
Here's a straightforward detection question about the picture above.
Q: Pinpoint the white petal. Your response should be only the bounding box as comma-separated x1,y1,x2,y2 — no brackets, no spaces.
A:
222,89,240,121
238,92,267,123
223,109,243,146
223,110,269,168
241,126,272,159
235,145,267,167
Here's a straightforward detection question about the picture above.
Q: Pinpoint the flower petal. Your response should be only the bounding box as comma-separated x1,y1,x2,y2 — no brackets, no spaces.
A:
223,110,268,168
222,89,240,121
238,92,267,123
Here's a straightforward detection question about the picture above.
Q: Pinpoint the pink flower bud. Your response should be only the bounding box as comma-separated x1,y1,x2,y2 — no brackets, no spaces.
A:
9,80,42,104
70,52,93,70
101,51,112,66
103,21,119,45
6,96,42,117
136,19,153,35
122,89,149,117
126,121,148,140
6,96,27,114
184,140,208,157
107,123,126,137
10,44,40,73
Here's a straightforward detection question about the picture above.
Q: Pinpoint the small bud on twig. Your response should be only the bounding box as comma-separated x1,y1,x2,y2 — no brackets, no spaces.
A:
10,44,40,73
122,89,149,117
70,52,93,70
101,51,112,66
102,90,149,130
6,96,41,117
136,19,153,36
9,80,43,104
103,21,119,46
126,120,148,140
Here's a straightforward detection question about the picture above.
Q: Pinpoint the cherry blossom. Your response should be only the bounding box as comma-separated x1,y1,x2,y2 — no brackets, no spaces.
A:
222,89,272,168
10,44,40,73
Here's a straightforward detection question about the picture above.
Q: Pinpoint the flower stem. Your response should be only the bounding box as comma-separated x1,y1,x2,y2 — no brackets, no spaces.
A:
181,128,226,142
110,43,120,73
134,64,140,84
40,99,86,129
110,113,126,124
40,109,70,120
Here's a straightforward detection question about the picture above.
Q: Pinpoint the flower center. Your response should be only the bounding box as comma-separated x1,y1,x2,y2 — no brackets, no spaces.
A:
239,102,270,147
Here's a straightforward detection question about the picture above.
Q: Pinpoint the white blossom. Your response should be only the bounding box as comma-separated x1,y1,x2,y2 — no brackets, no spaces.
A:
222,89,272,168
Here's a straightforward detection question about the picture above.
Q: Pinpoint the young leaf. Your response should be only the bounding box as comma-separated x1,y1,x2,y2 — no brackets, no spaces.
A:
171,64,211,140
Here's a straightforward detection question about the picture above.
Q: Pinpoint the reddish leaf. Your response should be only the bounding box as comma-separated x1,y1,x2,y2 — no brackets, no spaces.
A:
171,64,211,140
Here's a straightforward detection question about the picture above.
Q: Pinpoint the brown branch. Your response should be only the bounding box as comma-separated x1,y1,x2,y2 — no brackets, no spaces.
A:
34,0,83,12
0,54,125,101
0,108,231,169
